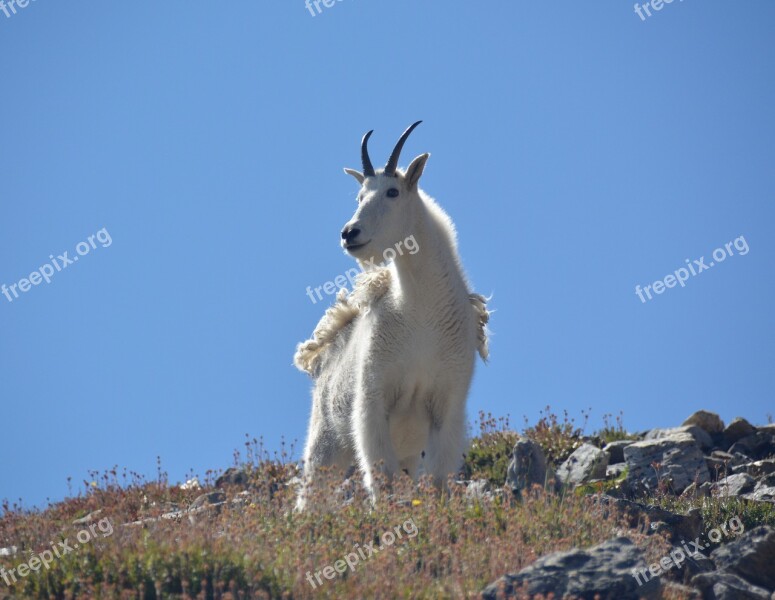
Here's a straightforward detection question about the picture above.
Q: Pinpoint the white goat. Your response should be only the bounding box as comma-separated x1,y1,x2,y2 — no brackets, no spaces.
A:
294,121,489,511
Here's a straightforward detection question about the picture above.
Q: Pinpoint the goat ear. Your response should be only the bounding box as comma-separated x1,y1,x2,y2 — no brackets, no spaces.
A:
343,168,365,184
405,153,430,189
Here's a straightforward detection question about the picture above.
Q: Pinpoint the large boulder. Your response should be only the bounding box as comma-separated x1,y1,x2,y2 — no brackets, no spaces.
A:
733,459,775,478
645,426,713,452
744,480,775,504
691,572,771,600
215,467,251,488
723,417,757,447
708,525,775,591
624,433,710,495
729,431,775,461
557,443,609,486
683,410,725,434
595,495,703,543
481,537,660,600
712,473,757,497
506,437,555,495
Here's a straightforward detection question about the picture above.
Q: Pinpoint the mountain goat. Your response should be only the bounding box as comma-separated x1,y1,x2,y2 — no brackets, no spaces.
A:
294,121,490,510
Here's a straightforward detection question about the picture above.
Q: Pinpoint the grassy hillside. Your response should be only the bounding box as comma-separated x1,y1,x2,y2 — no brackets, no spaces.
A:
1,410,772,599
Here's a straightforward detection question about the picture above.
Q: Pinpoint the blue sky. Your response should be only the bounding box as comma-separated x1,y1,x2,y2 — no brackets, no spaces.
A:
1,1,773,508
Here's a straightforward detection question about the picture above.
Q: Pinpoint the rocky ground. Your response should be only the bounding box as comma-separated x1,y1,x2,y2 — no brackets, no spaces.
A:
482,410,775,599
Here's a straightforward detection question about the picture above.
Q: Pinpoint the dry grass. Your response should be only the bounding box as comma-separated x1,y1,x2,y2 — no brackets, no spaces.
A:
0,471,645,598
0,411,760,599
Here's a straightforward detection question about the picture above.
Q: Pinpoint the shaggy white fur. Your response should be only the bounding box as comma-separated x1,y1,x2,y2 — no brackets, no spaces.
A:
294,269,392,376
295,272,490,376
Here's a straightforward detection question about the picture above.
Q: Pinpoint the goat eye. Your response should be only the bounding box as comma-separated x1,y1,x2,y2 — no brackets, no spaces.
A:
386,188,400,198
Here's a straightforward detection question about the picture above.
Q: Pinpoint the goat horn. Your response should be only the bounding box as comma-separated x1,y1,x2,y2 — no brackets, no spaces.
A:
384,120,422,176
361,130,376,177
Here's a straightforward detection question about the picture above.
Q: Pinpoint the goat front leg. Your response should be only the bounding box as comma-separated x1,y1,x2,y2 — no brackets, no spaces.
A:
424,393,467,492
352,387,399,505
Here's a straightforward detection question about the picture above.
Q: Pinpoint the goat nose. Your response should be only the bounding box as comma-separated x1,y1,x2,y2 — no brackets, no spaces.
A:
341,226,361,243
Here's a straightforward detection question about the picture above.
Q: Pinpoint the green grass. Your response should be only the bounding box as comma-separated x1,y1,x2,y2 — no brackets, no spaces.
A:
650,494,775,534
522,406,589,465
462,412,519,486
597,411,633,444
574,466,629,497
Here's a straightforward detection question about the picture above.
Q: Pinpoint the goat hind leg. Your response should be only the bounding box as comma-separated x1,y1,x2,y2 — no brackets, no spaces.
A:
296,424,347,512
424,402,467,492
399,454,420,480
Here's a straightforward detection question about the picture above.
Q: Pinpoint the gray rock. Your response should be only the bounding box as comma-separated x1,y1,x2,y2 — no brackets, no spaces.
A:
215,467,250,488
506,436,555,495
706,452,753,481
744,483,775,504
0,546,17,557
729,431,775,461
683,410,725,434
230,490,253,507
710,525,775,590
758,472,775,487
190,491,227,511
733,459,775,478
604,440,635,464
72,509,103,525
712,473,756,497
674,552,716,585
595,495,703,543
645,426,714,452
465,479,492,500
624,433,710,495
691,572,771,600
710,450,741,462
723,417,757,446
481,537,660,600
557,443,609,486
122,516,160,528
606,463,627,479
682,481,713,500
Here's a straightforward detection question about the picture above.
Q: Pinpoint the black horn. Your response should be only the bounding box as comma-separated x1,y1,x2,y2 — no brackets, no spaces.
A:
384,120,422,176
361,130,376,178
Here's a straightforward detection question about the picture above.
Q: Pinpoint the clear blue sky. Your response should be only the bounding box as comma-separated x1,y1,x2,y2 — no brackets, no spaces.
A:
1,2,773,508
